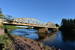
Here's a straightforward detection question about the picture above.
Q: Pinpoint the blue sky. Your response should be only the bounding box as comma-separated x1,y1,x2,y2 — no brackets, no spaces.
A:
0,0,75,24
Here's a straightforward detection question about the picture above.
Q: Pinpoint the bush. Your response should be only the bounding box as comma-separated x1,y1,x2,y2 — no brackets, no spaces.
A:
0,35,14,50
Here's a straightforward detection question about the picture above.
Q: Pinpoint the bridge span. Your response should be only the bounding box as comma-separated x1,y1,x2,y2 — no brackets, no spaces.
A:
3,18,57,28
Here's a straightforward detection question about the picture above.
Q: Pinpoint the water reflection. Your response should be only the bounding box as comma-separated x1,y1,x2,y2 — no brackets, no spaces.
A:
44,31,75,50
11,29,39,40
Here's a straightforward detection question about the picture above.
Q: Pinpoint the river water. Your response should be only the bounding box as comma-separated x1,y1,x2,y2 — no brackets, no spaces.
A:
11,29,39,40
11,29,75,50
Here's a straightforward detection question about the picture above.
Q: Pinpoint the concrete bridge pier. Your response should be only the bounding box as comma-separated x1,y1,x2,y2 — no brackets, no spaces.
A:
34,27,48,40
34,27,57,40
38,27,48,39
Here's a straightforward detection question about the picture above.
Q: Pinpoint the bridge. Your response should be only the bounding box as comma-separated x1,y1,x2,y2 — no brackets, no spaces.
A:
0,8,57,28
3,18,57,28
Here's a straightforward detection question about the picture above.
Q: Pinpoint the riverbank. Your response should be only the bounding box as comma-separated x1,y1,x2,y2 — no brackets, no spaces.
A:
0,34,60,50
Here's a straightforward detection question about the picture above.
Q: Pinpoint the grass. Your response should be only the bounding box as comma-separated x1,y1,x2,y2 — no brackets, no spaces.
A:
0,35,14,50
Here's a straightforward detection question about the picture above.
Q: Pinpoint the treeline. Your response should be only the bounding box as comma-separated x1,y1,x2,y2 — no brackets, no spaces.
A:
59,19,75,41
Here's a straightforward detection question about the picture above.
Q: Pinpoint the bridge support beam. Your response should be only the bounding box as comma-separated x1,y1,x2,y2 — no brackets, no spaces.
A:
34,27,57,40
38,27,48,33
34,27,48,40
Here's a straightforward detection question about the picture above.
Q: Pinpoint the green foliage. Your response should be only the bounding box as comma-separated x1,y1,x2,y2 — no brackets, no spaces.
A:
0,35,14,50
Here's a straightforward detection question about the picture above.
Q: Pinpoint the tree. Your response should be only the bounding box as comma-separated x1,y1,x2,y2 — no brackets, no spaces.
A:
59,18,75,41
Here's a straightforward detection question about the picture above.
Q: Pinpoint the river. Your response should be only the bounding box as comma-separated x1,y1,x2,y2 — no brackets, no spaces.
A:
11,29,75,50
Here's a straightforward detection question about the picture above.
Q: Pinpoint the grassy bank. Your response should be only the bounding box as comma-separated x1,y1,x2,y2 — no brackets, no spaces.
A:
0,35,14,50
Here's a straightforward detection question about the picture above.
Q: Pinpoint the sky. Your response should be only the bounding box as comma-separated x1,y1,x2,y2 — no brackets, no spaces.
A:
0,0,75,25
